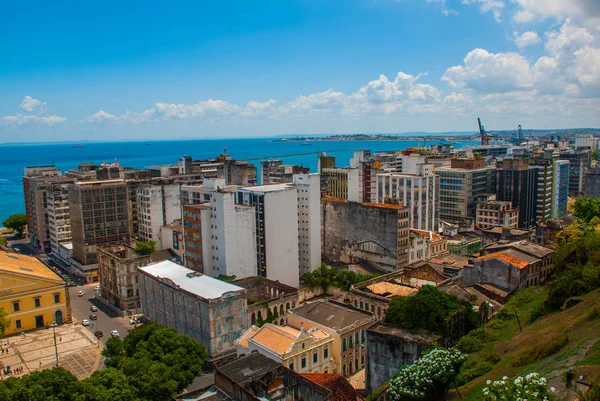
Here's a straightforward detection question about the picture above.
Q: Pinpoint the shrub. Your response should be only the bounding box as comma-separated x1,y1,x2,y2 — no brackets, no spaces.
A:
456,335,484,353
456,361,494,386
513,333,569,366
483,373,556,400
529,302,551,323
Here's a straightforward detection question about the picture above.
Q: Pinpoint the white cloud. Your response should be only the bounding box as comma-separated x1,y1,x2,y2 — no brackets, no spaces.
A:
19,96,43,112
442,48,533,93
511,0,600,23
86,110,119,123
462,0,505,22
513,31,540,48
0,114,67,126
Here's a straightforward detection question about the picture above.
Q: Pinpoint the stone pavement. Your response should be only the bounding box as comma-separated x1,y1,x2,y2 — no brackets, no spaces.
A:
0,323,103,380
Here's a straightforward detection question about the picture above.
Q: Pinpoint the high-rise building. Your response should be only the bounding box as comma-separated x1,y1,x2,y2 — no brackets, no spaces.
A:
69,179,131,282
555,160,569,218
236,184,300,287
260,160,309,185
293,174,322,275
47,182,72,255
376,156,438,231
560,149,590,195
495,159,538,229
23,167,73,253
436,158,495,225
181,179,257,279
136,181,181,246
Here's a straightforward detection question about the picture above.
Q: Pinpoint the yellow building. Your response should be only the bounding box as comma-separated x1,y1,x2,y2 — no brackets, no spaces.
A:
0,252,70,335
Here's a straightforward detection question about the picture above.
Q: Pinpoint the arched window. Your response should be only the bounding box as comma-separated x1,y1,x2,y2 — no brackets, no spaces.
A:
343,338,347,352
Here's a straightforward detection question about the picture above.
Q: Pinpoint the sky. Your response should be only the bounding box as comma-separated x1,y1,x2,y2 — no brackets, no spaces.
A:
1,0,599,142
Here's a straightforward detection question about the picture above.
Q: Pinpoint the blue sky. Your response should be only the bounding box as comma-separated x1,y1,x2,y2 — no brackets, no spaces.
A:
1,0,599,141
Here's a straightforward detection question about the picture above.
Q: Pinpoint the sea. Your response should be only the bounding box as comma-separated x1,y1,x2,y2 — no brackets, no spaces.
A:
0,137,479,223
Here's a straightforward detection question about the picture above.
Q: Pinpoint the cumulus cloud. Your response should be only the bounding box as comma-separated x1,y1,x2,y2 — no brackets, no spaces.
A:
511,0,600,23
19,96,45,112
86,110,119,123
462,0,505,22
513,31,540,48
0,115,67,126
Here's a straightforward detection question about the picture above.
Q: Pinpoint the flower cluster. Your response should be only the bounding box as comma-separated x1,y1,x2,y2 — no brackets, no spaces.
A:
482,372,556,401
387,348,466,401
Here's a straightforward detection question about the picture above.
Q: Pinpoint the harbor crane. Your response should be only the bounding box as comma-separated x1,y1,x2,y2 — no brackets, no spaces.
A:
477,117,494,145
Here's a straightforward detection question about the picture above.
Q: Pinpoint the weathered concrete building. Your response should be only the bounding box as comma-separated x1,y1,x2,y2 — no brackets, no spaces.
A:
260,159,310,184
366,323,440,393
136,181,181,246
585,167,600,198
475,193,519,230
321,197,409,272
138,261,248,359
97,244,150,312
481,227,532,246
233,276,299,326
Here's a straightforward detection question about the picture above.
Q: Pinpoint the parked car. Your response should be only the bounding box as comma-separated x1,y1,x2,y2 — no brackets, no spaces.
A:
110,330,120,337
78,290,85,297
94,330,103,338
129,318,140,325
81,319,90,326
90,306,98,312
89,314,97,320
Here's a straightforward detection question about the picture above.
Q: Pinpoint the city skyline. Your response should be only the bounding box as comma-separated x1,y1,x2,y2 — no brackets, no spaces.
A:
1,0,599,142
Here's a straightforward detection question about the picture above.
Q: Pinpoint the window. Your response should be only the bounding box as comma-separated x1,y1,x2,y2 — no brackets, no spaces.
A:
349,336,353,348
324,348,329,360
15,320,21,329
362,330,366,343
355,359,359,370
313,353,318,364
34,298,41,308
54,293,60,303
343,364,347,376
289,363,294,371
301,358,306,369
13,302,19,312
343,338,347,352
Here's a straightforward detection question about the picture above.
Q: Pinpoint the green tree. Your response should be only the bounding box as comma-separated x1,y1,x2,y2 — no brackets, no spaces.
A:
0,367,81,401
79,368,141,401
302,264,378,291
216,274,237,282
0,308,10,337
573,197,600,223
134,240,157,256
385,285,478,336
101,337,125,368
3,213,27,236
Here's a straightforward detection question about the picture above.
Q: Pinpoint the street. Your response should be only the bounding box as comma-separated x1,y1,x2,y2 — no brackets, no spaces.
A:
68,285,132,344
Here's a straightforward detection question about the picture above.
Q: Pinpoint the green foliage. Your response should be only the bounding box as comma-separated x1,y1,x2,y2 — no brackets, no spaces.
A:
385,285,479,336
456,351,501,386
512,333,569,366
388,348,466,401
3,213,27,235
134,240,157,256
483,373,556,400
528,302,551,323
455,328,496,353
302,264,378,291
0,323,207,401
573,197,600,223
216,274,237,282
0,308,10,337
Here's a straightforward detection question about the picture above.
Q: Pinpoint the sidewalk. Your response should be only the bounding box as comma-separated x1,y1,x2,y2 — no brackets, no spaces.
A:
0,323,103,380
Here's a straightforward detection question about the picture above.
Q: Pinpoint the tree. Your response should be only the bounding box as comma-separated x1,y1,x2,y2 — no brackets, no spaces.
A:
302,264,379,291
385,285,478,336
3,214,27,236
573,197,600,223
134,240,157,256
388,348,466,401
102,337,125,368
0,367,82,401
79,368,142,401
0,308,10,337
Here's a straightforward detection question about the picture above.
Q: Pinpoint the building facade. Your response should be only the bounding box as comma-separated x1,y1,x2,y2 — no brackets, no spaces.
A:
260,160,310,185
496,159,538,229
293,174,322,275
97,244,150,312
136,182,181,246
321,197,410,272
69,180,131,282
138,261,248,359
47,182,73,256
475,194,519,230
0,252,69,335
560,149,590,195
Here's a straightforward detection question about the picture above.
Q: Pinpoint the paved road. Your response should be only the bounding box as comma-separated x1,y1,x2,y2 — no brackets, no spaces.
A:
69,285,132,344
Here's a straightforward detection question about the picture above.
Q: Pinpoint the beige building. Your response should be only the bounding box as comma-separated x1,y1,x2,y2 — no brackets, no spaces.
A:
287,300,375,378
408,229,449,264
476,194,519,230
237,324,334,374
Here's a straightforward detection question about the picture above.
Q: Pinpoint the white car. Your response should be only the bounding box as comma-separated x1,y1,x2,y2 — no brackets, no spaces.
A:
81,319,90,326
78,290,85,297
111,330,120,337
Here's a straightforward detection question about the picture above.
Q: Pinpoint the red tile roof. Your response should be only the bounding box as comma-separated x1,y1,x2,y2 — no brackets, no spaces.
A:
301,373,363,401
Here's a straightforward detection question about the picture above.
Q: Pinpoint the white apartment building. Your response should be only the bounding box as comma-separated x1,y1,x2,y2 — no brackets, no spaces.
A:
575,134,598,151
137,183,181,247
181,179,257,279
376,156,439,231
293,174,322,275
237,184,300,288
47,183,72,256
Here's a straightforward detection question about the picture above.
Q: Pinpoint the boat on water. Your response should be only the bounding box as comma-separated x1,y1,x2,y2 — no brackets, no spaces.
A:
72,144,84,148
300,141,311,146
145,143,152,146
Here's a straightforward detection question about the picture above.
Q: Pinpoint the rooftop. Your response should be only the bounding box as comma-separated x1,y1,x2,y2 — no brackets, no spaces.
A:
366,281,417,298
322,196,406,210
483,227,530,236
239,183,293,193
301,373,362,401
411,229,443,241
367,322,441,344
0,252,64,282
475,249,539,269
217,353,281,386
139,261,244,300
483,240,553,258
289,300,373,332
73,179,125,186
241,324,332,356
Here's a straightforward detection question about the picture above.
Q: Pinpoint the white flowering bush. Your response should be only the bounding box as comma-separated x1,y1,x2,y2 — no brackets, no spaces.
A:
387,348,466,401
482,372,556,401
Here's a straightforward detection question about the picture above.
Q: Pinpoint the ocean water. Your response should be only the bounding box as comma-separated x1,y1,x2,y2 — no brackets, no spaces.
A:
0,138,479,223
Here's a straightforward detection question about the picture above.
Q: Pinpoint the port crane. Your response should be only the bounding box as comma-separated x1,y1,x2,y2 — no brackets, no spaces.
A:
477,117,495,145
